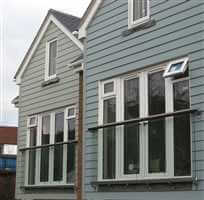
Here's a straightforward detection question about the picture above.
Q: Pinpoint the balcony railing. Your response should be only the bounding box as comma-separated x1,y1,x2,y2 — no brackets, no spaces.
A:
88,108,199,132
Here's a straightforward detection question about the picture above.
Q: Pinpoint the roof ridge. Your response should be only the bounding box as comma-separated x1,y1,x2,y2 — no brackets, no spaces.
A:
49,8,80,20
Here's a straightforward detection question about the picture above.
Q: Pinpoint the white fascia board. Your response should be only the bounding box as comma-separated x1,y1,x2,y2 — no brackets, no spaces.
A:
50,15,84,51
78,0,103,39
15,14,84,85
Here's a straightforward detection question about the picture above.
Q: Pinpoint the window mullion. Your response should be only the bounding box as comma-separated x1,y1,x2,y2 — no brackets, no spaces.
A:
63,111,68,184
49,113,55,184
141,71,148,178
165,78,174,177
35,116,41,185
116,78,121,180
25,126,30,186
98,81,103,181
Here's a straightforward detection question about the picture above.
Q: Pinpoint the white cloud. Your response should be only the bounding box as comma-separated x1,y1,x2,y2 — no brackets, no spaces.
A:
0,0,91,126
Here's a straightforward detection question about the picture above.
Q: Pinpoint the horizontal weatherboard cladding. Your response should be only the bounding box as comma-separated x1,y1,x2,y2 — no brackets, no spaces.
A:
16,20,81,200
84,0,204,199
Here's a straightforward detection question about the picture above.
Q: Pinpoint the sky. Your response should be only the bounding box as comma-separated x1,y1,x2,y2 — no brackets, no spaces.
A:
0,0,91,126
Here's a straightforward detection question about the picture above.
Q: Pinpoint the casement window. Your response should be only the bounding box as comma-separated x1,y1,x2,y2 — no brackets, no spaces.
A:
163,57,189,78
25,107,76,186
45,39,57,80
128,0,150,29
98,59,192,181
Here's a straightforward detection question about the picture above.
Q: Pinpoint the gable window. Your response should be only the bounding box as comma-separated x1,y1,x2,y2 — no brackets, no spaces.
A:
98,60,192,181
128,0,150,29
25,107,76,186
45,39,57,80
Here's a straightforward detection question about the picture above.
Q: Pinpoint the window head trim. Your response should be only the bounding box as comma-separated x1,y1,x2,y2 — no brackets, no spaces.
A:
45,38,57,81
128,0,150,29
163,57,189,78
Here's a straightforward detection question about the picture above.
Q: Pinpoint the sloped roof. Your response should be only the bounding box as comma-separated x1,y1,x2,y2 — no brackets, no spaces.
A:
49,9,80,32
14,9,83,84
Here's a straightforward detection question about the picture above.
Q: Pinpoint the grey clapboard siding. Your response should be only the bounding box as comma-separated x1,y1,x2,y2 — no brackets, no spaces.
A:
84,0,204,199
16,21,82,200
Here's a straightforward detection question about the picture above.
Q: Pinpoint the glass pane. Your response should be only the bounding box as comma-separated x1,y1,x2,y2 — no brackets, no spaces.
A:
68,118,75,141
174,80,191,176
54,144,63,181
133,0,147,21
103,98,116,179
148,71,165,115
124,78,139,119
49,40,57,76
28,127,37,185
54,112,64,181
41,115,50,145
104,82,114,94
148,119,166,173
29,117,36,126
174,80,190,111
124,78,140,174
55,112,64,143
68,108,75,117
169,62,183,73
67,143,75,183
40,115,50,182
28,149,36,185
29,127,37,147
124,123,140,174
174,115,191,176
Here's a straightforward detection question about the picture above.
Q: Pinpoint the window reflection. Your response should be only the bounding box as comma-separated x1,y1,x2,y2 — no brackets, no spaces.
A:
124,78,140,174
54,112,64,181
174,80,191,176
40,115,50,182
148,71,166,173
103,98,116,179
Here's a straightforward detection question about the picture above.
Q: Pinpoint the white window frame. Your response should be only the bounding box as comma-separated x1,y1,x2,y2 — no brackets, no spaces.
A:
25,115,38,186
98,79,121,181
45,39,57,81
163,57,189,78
98,62,192,181
101,79,116,98
25,107,76,187
66,106,76,120
128,0,150,29
65,106,76,141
